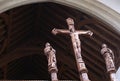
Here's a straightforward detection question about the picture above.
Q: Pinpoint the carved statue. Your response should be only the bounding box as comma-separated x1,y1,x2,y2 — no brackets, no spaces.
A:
101,44,115,72
44,42,58,81
101,44,118,81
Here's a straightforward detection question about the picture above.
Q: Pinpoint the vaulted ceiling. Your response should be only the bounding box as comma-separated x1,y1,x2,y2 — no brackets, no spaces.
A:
0,2,119,81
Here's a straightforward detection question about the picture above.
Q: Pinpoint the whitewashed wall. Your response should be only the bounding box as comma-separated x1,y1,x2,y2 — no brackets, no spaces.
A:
116,68,120,80
98,0,120,13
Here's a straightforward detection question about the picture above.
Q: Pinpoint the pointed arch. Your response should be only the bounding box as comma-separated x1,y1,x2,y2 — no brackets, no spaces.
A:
0,0,120,34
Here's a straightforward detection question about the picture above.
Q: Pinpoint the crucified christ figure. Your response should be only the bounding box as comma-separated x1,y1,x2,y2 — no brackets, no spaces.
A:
52,18,93,81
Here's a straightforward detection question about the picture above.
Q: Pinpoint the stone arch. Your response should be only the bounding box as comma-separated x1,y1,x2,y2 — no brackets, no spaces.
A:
0,0,120,34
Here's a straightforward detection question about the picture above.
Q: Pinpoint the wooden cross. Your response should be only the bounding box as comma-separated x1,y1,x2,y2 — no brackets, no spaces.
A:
52,18,93,81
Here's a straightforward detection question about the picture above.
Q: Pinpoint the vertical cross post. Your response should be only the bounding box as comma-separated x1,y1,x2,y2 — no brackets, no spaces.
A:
44,42,58,81
101,44,118,81
52,18,93,81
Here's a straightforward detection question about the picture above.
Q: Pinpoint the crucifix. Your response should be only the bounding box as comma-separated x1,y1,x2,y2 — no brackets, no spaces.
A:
52,18,93,81
101,44,118,81
44,42,58,81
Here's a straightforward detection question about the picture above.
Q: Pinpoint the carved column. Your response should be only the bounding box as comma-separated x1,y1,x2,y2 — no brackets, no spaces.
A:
101,44,118,81
44,42,58,81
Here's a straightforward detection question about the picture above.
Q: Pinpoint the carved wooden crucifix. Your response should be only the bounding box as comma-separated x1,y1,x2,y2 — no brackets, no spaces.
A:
52,18,93,81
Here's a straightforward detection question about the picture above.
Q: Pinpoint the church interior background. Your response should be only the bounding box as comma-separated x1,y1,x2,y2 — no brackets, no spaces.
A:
0,0,120,81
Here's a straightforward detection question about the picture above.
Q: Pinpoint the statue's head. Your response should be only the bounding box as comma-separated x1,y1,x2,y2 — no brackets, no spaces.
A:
66,18,75,32
45,42,50,47
66,18,74,25
102,43,107,48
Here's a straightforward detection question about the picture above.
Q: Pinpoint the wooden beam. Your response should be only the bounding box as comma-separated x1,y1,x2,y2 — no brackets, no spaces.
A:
85,25,118,48
0,47,43,67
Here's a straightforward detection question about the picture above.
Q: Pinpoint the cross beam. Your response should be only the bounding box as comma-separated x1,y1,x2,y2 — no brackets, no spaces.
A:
52,18,93,81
